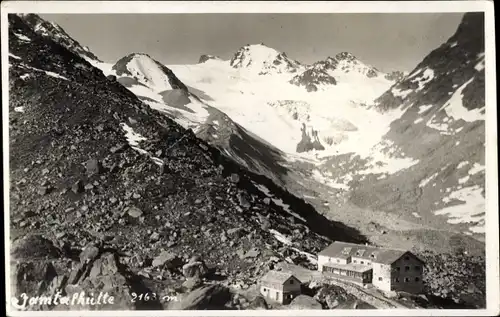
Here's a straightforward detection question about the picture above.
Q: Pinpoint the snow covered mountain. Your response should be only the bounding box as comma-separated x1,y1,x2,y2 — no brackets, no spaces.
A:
314,12,486,241
230,43,304,76
290,52,394,92
106,52,290,185
16,13,487,256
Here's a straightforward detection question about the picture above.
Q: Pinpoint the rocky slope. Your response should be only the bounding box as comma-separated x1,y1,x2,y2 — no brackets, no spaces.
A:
8,13,373,311
384,70,406,82
20,13,101,62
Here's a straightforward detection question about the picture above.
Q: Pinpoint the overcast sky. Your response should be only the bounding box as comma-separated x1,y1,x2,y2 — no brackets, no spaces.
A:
41,13,464,72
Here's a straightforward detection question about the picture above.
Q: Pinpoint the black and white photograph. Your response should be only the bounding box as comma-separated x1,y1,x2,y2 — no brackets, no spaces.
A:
2,1,498,315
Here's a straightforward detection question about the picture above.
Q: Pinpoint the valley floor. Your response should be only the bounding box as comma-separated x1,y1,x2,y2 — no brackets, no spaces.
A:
282,169,485,256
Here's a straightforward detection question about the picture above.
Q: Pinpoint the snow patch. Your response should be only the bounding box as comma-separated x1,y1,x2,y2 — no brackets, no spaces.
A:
269,229,292,245
440,77,484,122
9,53,22,60
45,70,69,81
468,163,485,175
414,118,423,124
434,185,485,233
426,115,452,135
410,68,435,91
457,161,469,169
357,140,419,175
418,104,433,114
13,32,31,42
14,107,25,113
312,169,350,190
475,54,485,72
412,212,421,218
419,172,438,188
120,123,147,147
392,87,412,99
458,175,470,184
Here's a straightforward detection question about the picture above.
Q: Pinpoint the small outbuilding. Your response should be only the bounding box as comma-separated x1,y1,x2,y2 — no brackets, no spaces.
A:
259,270,302,304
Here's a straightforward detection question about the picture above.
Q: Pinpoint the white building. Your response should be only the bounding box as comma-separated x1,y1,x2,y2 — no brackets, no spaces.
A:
318,241,425,293
259,270,302,304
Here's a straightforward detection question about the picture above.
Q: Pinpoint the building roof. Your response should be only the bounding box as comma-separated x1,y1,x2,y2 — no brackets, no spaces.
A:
318,241,422,265
261,270,299,285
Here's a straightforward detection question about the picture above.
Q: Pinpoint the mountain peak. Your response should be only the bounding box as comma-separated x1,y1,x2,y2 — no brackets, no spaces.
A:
229,43,302,75
112,53,187,92
335,52,358,62
199,54,222,63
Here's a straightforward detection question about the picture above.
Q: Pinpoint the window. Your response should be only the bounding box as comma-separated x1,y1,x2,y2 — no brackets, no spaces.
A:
415,266,421,271
404,256,410,261
405,266,410,271
290,279,294,284
395,267,400,272
342,247,352,254
357,249,366,256
415,277,420,282
378,277,383,281
395,278,400,283
353,260,357,263
263,288,267,292
360,261,364,264
370,254,375,258
336,259,340,263
404,277,410,282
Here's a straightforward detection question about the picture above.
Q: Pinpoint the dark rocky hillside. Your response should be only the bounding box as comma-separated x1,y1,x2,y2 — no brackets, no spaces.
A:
8,13,369,311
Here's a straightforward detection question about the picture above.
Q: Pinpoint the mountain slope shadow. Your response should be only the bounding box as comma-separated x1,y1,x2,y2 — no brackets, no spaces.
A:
206,142,368,244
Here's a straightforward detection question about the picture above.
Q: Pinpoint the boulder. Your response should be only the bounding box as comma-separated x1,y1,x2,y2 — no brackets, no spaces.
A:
85,158,103,176
152,251,182,269
182,277,203,291
182,260,209,279
230,173,240,183
71,180,84,193
79,243,100,263
126,206,143,218
249,295,268,310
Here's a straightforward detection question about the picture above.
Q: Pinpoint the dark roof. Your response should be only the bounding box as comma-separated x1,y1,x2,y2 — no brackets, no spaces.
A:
261,270,299,285
318,241,421,265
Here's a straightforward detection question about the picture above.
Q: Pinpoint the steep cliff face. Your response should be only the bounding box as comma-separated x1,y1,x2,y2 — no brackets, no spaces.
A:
350,12,485,235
